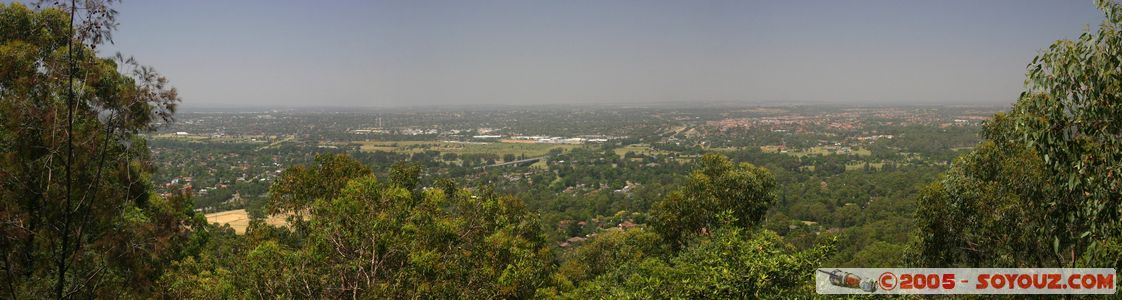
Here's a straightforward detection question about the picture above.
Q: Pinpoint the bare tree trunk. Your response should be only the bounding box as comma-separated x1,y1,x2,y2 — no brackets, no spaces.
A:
56,0,77,298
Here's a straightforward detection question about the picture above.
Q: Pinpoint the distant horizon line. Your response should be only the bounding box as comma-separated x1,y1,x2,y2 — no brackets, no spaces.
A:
177,100,1013,112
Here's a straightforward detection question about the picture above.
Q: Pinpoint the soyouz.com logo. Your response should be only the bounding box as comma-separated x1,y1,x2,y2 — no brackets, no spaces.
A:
816,268,1116,294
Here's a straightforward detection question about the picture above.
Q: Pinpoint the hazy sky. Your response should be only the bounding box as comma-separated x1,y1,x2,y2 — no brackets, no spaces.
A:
105,0,1105,108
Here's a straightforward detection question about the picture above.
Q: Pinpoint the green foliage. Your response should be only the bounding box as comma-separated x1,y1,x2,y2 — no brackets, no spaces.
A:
12,0,1104,296
548,153,833,297
915,136,1059,267
915,0,1122,269
0,2,189,297
554,229,667,288
267,153,371,215
1011,0,1122,268
565,227,834,298
158,256,239,299
164,158,554,298
650,153,776,248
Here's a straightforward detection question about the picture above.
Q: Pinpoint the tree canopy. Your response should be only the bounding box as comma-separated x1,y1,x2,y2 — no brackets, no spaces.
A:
0,1,185,297
161,158,555,298
650,153,776,248
915,0,1122,269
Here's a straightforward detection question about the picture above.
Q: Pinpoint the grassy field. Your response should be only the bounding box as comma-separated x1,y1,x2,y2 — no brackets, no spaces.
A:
148,133,272,144
204,209,288,234
762,146,872,157
256,135,295,150
613,144,671,157
530,160,549,169
759,145,786,153
352,140,585,157
845,161,885,171
703,146,741,152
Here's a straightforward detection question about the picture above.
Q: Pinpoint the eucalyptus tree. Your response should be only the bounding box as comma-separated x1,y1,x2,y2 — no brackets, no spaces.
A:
915,0,1122,269
163,159,555,298
0,1,185,297
650,153,776,249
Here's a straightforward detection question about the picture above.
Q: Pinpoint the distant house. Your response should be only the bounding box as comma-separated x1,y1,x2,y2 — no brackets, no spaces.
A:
618,220,637,230
566,236,587,244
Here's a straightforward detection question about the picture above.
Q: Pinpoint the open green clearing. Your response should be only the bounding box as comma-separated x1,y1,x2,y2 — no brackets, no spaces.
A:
764,146,872,157
613,144,671,158
845,161,886,171
148,133,273,143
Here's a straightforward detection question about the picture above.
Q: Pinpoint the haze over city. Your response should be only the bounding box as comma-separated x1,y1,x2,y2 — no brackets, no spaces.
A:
108,0,1104,108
